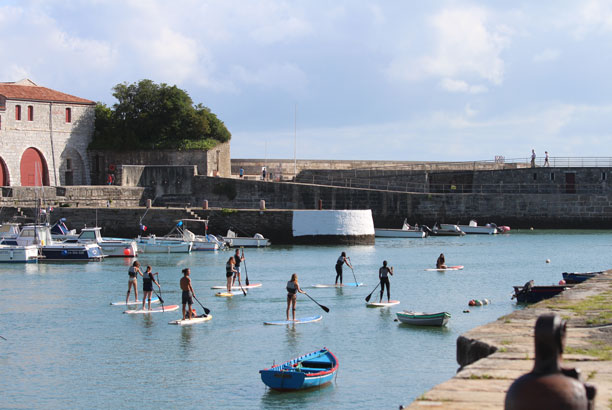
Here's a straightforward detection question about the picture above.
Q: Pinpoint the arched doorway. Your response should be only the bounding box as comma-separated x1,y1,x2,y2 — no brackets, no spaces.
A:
0,156,9,186
20,148,50,186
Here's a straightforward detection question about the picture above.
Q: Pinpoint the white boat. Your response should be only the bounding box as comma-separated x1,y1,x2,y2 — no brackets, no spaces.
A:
4,225,104,261
67,227,138,257
441,220,497,235
223,229,270,248
49,218,79,241
136,235,192,253
375,219,427,238
161,220,225,251
0,244,39,263
0,223,21,241
424,224,465,236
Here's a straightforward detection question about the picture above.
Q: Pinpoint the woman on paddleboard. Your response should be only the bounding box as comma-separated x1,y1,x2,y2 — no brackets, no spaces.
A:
286,273,305,321
436,253,447,269
232,249,245,289
141,266,161,310
335,251,353,285
226,256,237,293
126,261,143,304
379,261,393,303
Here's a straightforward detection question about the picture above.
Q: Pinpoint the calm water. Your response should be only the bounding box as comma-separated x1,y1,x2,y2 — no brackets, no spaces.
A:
1,231,610,409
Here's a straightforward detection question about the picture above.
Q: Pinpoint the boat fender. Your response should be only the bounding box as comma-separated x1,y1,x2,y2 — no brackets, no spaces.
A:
559,280,566,285
475,300,483,306
483,298,490,305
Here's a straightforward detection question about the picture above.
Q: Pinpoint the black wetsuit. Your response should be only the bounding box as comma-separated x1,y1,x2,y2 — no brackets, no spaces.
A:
335,255,345,284
379,266,391,301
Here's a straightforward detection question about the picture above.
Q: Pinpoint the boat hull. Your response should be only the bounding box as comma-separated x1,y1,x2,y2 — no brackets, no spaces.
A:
136,237,192,253
513,285,572,303
396,311,450,326
223,237,270,248
0,245,39,263
40,244,104,261
374,228,427,238
259,348,338,391
562,271,604,284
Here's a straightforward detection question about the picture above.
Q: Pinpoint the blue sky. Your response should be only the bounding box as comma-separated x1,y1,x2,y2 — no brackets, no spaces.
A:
2,1,612,161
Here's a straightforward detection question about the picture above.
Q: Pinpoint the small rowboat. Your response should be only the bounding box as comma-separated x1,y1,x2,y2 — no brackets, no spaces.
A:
259,348,338,391
396,311,451,326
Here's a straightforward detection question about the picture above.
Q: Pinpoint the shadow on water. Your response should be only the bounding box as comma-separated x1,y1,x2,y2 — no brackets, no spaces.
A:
260,381,335,409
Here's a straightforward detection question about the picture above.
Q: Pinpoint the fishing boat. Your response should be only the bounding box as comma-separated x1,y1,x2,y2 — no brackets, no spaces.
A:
259,348,338,391
49,218,79,241
223,229,270,248
396,311,451,326
0,244,40,263
374,219,427,238
562,271,605,284
441,220,497,235
3,225,104,261
423,224,465,237
512,280,573,303
135,235,192,253
66,227,137,257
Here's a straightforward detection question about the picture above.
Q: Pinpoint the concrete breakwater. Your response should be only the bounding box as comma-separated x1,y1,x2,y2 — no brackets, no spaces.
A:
0,206,375,245
404,271,612,409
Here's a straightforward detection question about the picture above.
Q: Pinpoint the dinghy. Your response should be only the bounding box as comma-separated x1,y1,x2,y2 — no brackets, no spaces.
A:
259,348,338,391
396,311,451,326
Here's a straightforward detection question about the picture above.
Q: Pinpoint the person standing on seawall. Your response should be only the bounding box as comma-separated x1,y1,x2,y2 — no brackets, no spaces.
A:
531,149,536,168
335,251,353,285
544,151,550,167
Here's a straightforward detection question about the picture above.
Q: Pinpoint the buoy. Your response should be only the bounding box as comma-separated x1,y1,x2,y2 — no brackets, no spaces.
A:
559,280,566,285
463,310,470,313
530,227,534,230
483,298,490,305
123,248,131,256
546,259,551,263
475,300,483,306
468,300,476,306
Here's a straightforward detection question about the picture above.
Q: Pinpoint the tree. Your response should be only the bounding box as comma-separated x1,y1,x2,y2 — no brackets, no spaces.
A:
89,79,231,150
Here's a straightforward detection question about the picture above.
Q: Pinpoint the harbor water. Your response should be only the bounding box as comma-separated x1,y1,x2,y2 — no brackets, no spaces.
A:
0,230,610,409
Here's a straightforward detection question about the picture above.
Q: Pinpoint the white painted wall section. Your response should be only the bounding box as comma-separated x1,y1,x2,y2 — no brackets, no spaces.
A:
292,210,375,237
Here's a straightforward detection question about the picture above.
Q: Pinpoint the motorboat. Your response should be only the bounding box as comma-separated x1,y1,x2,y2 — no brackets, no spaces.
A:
66,227,137,257
49,218,79,241
259,348,338,390
162,220,225,251
223,229,270,248
2,225,104,261
441,220,497,235
423,224,465,236
136,235,192,253
0,244,40,263
375,219,427,238
512,280,573,303
0,223,21,241
562,271,605,284
396,311,451,326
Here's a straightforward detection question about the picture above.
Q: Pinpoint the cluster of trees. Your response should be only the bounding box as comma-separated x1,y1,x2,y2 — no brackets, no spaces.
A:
90,80,231,150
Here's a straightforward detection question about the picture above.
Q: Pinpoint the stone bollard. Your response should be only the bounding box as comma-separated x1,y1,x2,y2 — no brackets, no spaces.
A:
203,200,208,210
146,199,152,208
318,199,323,210
260,200,266,210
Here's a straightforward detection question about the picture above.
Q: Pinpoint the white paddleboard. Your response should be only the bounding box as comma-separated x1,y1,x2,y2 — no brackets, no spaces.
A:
124,305,179,314
264,315,323,325
312,282,363,288
210,283,262,289
425,265,464,272
110,297,159,306
215,290,246,297
168,314,213,326
366,300,400,308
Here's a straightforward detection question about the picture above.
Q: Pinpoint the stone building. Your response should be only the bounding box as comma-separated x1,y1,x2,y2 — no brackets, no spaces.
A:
0,79,95,186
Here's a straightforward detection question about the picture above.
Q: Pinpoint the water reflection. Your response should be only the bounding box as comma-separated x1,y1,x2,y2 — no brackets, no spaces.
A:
284,325,299,350
180,326,194,351
260,380,335,409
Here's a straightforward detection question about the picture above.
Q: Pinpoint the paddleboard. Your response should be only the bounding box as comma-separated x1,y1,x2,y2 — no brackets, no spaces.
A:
168,314,213,326
215,290,246,297
424,265,464,272
264,315,323,325
110,297,159,306
210,283,262,289
366,300,400,308
123,305,179,314
312,282,363,288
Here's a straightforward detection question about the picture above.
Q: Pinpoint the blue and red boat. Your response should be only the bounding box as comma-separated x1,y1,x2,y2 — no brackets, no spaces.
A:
259,348,338,391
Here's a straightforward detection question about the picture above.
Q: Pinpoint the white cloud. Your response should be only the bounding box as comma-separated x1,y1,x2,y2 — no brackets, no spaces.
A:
439,78,488,94
230,63,307,95
575,0,612,36
533,48,560,63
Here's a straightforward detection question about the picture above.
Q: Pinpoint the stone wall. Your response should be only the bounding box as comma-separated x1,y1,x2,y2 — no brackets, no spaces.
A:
118,165,196,201
0,186,145,208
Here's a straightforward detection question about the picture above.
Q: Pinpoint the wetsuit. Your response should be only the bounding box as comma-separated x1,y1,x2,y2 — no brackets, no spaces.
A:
142,271,153,292
379,266,391,301
335,255,344,284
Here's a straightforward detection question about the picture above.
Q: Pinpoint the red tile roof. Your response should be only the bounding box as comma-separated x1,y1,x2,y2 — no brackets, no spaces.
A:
0,82,94,105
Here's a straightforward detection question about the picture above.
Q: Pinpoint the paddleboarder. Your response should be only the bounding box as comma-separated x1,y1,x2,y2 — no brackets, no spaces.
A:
335,251,353,285
286,273,305,321
225,256,237,293
141,265,161,311
378,260,393,303
180,268,196,320
436,253,447,269
126,261,143,305
231,249,245,288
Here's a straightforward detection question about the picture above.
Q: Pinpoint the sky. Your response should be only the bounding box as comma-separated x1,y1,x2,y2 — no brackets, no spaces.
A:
2,0,612,161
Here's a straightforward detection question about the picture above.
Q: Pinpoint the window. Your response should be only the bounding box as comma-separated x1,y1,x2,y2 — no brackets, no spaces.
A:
15,105,21,120
65,107,71,123
27,105,33,121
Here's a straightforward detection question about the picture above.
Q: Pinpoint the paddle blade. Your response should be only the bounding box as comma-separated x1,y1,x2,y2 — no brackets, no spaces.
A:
365,294,372,302
203,307,211,315
321,305,330,313
246,277,250,286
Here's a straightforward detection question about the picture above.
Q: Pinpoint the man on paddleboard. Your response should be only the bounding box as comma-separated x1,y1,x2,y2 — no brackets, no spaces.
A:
335,252,353,285
180,268,196,320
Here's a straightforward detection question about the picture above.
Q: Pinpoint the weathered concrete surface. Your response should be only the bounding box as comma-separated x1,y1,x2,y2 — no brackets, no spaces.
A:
404,271,612,409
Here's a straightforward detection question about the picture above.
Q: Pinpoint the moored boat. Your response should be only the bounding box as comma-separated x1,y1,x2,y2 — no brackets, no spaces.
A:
259,348,338,391
441,220,497,235
562,271,605,284
223,229,270,248
512,280,573,303
375,219,427,238
162,220,223,251
136,235,192,253
423,224,465,236
0,244,40,263
66,227,137,257
396,311,451,326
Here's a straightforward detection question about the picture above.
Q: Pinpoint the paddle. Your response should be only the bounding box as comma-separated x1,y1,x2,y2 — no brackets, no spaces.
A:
348,256,358,286
192,294,211,316
242,248,250,286
0,335,6,341
365,282,381,302
303,292,330,313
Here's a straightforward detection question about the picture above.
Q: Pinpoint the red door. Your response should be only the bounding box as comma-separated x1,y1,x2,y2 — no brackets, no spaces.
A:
20,148,49,186
0,157,8,186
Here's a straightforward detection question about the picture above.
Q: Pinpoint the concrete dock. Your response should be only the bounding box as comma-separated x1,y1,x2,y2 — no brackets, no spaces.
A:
404,271,612,409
